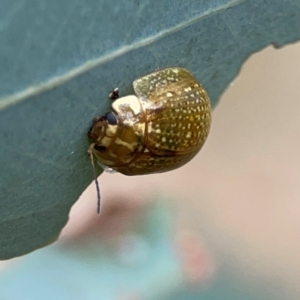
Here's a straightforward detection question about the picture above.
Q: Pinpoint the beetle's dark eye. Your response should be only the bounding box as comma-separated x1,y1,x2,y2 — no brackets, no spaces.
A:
105,112,118,125
94,145,107,152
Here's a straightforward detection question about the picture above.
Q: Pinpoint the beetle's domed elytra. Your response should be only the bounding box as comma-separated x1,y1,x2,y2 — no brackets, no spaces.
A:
88,67,211,176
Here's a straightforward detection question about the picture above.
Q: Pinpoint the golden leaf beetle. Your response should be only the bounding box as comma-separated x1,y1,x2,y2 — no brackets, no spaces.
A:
88,67,212,213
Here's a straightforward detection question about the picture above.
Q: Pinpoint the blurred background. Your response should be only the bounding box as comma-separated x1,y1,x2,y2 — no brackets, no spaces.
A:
0,43,300,300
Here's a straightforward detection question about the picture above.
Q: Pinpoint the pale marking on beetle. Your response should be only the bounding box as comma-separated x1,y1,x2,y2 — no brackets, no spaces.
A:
156,129,161,134
100,136,112,146
106,125,117,137
186,132,192,138
115,137,138,151
139,99,154,110
132,123,145,136
108,151,117,158
112,95,141,115
136,119,146,130
123,119,135,127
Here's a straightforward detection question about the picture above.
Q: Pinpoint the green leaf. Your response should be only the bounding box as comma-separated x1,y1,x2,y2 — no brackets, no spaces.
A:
1,0,300,259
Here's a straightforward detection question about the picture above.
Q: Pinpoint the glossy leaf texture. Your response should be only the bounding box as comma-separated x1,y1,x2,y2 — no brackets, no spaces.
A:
0,0,300,259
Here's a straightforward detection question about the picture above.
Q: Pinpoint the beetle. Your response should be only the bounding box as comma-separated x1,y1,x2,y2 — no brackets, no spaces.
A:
88,67,212,213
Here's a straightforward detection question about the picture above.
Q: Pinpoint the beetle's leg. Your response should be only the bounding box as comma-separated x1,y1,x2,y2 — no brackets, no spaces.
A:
109,87,119,100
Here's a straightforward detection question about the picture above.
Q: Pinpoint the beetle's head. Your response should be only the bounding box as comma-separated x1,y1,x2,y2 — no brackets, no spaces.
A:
88,111,120,156
88,95,146,168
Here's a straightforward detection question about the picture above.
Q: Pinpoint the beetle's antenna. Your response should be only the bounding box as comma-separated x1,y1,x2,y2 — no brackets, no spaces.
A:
88,144,101,214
